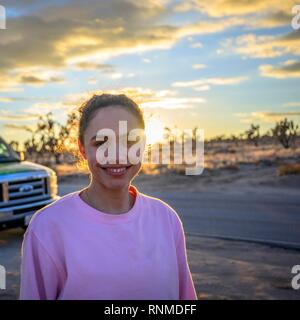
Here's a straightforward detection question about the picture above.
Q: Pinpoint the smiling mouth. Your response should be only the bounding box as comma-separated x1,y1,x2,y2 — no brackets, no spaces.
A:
99,165,132,176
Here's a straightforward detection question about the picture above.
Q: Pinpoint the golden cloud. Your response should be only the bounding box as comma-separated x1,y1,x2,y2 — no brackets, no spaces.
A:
259,60,300,79
172,76,248,89
0,69,65,92
73,62,114,72
3,123,35,132
219,31,300,59
19,87,205,122
0,110,39,121
236,111,300,123
173,0,294,29
192,64,206,69
0,0,246,83
283,102,300,107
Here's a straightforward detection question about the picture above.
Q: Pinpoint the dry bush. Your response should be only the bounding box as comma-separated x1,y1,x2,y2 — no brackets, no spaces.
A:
277,163,300,176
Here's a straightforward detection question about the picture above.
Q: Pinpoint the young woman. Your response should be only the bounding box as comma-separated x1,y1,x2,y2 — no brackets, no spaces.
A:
19,94,197,300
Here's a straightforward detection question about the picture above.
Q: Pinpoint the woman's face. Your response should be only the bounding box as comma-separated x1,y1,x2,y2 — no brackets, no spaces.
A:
79,106,145,191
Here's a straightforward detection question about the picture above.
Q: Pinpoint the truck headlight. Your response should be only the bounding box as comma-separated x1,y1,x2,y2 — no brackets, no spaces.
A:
49,172,58,198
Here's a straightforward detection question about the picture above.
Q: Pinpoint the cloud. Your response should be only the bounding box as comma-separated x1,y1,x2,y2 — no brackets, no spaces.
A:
110,72,123,79
103,87,207,109
37,0,166,23
23,87,204,114
19,75,65,85
0,96,32,103
172,76,247,90
3,123,35,132
283,102,300,108
0,2,161,72
246,10,292,29
0,67,66,92
0,96,56,104
192,0,294,17
0,110,39,121
236,111,300,123
88,78,97,84
0,0,295,90
0,97,18,103
190,42,203,49
0,74,21,92
192,64,206,69
259,60,300,79
193,85,210,91
73,62,115,73
173,0,294,29
3,98,78,119
219,31,300,59
0,1,246,79
26,102,69,115
140,97,206,109
102,87,205,109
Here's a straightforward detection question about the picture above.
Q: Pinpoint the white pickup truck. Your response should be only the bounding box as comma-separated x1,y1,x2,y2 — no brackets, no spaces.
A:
0,136,59,230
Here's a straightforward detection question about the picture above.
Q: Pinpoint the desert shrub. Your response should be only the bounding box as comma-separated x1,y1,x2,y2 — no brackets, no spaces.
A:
272,118,299,149
277,163,300,176
245,124,260,147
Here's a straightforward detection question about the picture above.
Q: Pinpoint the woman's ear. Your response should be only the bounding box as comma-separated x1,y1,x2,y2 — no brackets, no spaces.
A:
78,138,87,159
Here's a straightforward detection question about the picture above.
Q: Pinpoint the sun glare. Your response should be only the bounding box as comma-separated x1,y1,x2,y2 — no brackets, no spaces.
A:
145,118,164,145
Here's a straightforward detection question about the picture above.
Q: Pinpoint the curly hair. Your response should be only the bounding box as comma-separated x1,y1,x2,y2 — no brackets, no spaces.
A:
78,93,145,145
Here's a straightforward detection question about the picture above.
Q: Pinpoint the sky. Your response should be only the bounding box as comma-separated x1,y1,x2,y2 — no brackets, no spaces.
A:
0,0,300,144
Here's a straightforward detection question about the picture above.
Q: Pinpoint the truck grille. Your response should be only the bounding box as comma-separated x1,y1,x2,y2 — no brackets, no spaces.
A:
8,178,48,200
0,177,49,207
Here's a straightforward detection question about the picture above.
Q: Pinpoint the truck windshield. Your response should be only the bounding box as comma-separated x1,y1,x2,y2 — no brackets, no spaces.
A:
0,138,20,163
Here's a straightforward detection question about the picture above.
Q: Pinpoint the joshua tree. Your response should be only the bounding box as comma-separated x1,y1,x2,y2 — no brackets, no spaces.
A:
21,111,80,165
24,137,39,160
9,140,20,152
192,126,198,155
272,118,299,149
163,127,175,164
56,111,79,156
245,124,260,146
37,112,61,163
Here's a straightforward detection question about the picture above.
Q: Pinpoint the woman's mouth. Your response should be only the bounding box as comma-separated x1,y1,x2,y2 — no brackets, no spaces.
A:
100,165,132,176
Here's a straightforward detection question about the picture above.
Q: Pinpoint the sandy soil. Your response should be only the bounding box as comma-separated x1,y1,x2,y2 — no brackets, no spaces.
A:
56,162,300,195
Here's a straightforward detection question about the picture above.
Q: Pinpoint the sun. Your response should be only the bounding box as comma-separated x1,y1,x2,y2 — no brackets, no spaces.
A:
145,118,164,145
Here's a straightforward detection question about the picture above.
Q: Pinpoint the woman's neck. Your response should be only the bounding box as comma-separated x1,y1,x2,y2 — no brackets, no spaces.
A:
83,180,134,214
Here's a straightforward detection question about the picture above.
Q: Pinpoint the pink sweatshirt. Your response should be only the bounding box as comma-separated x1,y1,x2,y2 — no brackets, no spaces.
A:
19,185,197,300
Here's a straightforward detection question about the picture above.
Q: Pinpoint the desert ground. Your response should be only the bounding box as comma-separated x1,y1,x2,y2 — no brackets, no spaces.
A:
1,141,300,299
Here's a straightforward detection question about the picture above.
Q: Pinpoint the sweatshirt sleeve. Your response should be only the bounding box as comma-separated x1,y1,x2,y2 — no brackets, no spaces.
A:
19,229,62,300
175,219,198,300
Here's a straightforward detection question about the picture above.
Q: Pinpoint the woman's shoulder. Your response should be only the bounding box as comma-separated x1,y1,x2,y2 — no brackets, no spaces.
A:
27,191,79,232
138,191,182,225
